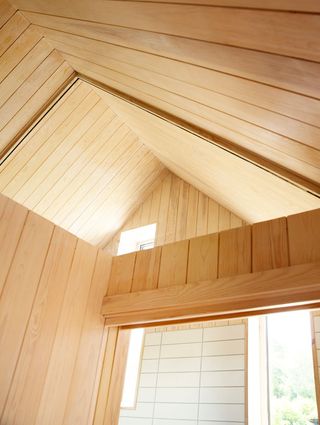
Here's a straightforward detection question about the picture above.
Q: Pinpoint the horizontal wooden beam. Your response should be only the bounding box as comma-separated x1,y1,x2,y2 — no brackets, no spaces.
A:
102,262,320,326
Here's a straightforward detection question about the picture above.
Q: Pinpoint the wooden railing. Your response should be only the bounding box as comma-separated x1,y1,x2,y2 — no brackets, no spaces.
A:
102,209,320,326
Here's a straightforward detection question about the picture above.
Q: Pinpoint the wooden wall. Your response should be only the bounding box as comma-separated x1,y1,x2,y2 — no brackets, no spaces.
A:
0,1,75,157
9,0,320,191
0,192,113,425
0,79,168,247
107,172,246,253
102,208,320,325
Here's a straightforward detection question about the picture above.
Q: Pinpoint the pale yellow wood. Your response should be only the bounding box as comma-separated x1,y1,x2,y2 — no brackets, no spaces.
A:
63,250,112,425
196,191,208,237
252,217,289,272
93,327,118,425
175,179,189,241
0,194,27,295
187,233,218,283
35,239,98,425
0,12,29,57
103,329,130,425
0,211,54,413
158,239,189,288
102,262,320,326
2,226,77,425
108,253,136,295
219,226,252,278
165,173,180,244
15,1,320,60
97,90,320,223
132,247,162,292
288,209,320,266
156,173,172,246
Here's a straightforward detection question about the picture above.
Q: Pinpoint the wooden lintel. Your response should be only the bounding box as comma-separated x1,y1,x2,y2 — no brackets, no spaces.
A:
102,262,320,326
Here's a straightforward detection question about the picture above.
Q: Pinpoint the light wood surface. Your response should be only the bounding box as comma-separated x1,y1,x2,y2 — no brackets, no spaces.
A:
0,80,167,247
0,193,113,424
0,6,75,157
95,89,320,223
9,0,320,190
102,207,320,326
106,172,247,256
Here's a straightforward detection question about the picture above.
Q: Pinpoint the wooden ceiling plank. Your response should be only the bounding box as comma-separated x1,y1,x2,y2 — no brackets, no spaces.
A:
0,60,75,157
12,1,320,61
0,38,54,110
33,108,115,215
0,12,29,56
2,90,98,201
72,152,163,242
0,26,42,83
0,0,16,29
22,100,107,210
69,59,320,183
96,89,320,222
0,80,83,189
51,38,320,130
51,125,135,227
28,17,320,97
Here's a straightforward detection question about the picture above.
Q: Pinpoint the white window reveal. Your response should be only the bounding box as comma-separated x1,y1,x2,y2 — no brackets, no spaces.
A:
120,328,145,409
117,223,157,255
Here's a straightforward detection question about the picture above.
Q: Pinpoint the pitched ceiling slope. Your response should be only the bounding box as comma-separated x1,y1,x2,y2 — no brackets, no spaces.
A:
96,89,320,223
0,1,75,157
0,80,168,247
9,0,320,190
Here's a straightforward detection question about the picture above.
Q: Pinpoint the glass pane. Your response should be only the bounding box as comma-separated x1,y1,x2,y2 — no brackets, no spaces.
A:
267,311,318,425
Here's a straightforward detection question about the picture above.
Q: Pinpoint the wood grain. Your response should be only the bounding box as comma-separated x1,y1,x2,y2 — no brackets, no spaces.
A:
158,240,189,288
288,209,320,266
187,233,218,283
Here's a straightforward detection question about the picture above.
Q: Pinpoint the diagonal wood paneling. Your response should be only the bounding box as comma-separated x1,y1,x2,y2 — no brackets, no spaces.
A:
95,89,320,223
0,4,75,157
0,80,167,246
9,0,320,190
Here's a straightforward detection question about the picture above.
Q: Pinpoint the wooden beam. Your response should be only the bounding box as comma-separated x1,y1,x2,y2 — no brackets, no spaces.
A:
102,262,320,326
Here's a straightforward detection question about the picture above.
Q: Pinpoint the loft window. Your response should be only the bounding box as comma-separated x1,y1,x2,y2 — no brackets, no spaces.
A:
249,311,318,425
117,223,156,255
120,328,145,409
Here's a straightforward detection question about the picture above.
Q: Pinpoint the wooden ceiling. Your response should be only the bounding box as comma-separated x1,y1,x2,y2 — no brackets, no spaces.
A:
95,89,320,223
9,0,320,192
0,80,167,246
1,0,320,243
0,5,74,157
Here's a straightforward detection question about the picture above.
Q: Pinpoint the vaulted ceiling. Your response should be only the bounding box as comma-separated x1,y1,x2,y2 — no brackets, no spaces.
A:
0,0,320,246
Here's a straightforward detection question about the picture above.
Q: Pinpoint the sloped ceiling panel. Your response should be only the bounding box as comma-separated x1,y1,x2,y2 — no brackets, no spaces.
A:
0,5,75,157
10,0,320,190
0,80,168,246
95,89,320,223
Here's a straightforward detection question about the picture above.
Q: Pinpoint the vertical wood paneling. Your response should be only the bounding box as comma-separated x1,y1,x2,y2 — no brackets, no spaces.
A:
35,240,98,425
252,217,289,272
132,247,162,292
0,194,27,295
63,250,112,425
287,209,320,266
103,329,131,425
218,226,252,278
187,234,218,284
0,194,112,425
158,240,189,288
108,172,244,255
2,227,77,425
108,253,136,295
0,211,54,413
